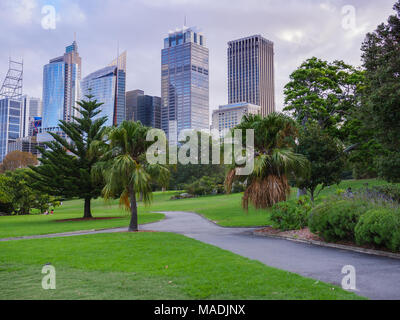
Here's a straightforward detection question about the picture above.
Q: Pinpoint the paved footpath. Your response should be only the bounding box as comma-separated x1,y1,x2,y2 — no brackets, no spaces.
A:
2,211,400,300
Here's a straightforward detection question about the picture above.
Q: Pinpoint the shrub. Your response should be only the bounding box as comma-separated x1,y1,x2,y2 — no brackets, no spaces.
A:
270,196,312,231
308,200,371,242
184,176,224,196
355,208,400,252
372,184,400,204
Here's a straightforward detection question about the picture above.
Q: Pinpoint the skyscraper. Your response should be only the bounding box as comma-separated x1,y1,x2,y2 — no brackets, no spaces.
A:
21,95,42,138
126,89,144,121
0,58,23,162
81,52,126,127
228,35,275,117
161,26,209,144
42,41,81,131
137,95,161,129
0,98,22,162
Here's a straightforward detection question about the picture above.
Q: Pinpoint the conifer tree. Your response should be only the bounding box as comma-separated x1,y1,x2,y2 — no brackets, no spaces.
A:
30,94,107,218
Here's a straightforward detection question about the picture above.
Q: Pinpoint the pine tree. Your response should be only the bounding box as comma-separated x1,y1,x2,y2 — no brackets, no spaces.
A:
29,94,108,218
361,0,400,182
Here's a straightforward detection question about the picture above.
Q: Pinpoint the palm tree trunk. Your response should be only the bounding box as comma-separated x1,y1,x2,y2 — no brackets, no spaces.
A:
84,197,92,219
128,185,138,232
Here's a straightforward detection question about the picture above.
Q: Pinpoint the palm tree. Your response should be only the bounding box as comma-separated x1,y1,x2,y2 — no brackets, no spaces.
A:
93,121,169,232
225,113,309,210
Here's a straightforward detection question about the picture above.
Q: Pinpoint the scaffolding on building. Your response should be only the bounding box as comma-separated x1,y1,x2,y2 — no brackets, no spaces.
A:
0,58,23,100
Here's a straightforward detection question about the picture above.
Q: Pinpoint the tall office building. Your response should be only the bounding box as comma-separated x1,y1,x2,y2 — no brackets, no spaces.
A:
42,41,81,132
228,35,275,117
0,98,22,162
161,26,209,144
126,89,144,121
21,95,42,138
126,89,161,128
137,95,161,129
81,52,126,127
0,58,23,162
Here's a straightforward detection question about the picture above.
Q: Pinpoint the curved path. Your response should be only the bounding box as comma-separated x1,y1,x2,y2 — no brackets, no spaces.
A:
2,211,400,299
140,212,400,300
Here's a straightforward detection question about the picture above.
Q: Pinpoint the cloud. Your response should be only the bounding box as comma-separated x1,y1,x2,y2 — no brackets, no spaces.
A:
2,0,38,25
0,0,397,114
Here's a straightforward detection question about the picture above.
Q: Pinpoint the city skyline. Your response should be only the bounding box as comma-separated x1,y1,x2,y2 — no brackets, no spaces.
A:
0,0,396,115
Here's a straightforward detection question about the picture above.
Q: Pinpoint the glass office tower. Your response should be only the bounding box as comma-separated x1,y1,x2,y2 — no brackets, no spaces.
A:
81,52,126,127
137,95,161,129
0,98,21,162
161,26,209,144
42,41,81,131
21,95,42,138
228,35,275,117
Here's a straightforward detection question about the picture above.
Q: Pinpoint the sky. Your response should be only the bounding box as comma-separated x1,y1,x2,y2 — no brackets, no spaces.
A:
0,0,397,113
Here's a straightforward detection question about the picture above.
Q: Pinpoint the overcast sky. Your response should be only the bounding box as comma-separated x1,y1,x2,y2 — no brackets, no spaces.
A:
0,0,397,113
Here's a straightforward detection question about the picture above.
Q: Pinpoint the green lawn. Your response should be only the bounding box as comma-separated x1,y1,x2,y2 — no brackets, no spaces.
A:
0,179,391,239
0,232,364,300
0,198,164,238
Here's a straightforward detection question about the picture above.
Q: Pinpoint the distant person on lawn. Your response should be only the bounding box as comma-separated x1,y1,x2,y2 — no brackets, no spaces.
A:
50,209,54,215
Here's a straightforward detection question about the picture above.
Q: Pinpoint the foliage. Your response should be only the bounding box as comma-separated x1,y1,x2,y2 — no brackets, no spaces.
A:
93,121,169,231
0,175,13,214
170,163,225,191
270,196,312,231
4,169,36,215
355,208,400,252
296,124,346,201
0,169,59,215
225,113,309,210
29,94,108,218
372,184,400,203
375,152,400,183
361,1,400,182
185,176,224,196
284,57,365,140
308,199,371,242
0,151,38,173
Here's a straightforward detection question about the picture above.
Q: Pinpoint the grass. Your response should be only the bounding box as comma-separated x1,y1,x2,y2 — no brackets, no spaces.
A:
0,179,391,239
0,232,364,300
0,198,164,238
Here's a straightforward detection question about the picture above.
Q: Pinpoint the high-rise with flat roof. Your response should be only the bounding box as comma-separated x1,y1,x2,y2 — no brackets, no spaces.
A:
228,35,275,117
137,95,161,129
161,26,209,144
42,41,81,131
211,102,260,137
81,52,127,127
126,89,144,121
21,95,42,138
0,98,22,162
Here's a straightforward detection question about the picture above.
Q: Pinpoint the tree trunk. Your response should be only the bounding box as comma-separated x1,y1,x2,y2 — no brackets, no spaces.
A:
128,185,138,232
84,197,92,219
310,190,315,203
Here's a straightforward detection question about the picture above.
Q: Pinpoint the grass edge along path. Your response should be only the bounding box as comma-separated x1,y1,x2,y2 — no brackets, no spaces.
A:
0,232,365,300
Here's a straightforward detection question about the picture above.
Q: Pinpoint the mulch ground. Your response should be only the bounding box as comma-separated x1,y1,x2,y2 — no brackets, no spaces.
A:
255,227,322,241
